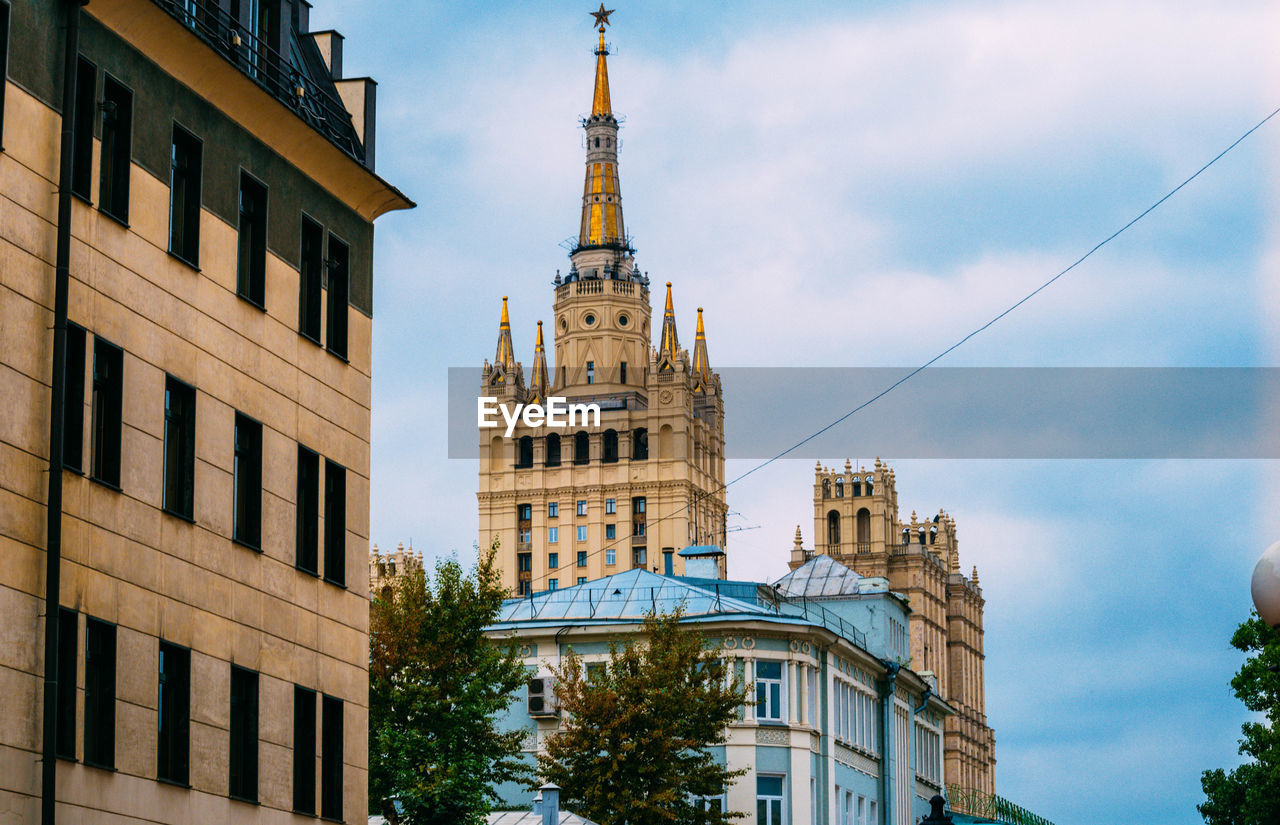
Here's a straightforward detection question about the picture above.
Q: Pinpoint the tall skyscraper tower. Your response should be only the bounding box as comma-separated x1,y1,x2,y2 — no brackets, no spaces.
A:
478,9,727,596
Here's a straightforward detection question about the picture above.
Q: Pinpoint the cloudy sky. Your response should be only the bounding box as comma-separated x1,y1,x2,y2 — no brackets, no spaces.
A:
310,2,1280,822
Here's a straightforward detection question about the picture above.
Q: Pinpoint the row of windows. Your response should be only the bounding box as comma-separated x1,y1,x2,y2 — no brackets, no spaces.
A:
836,787,877,825
67,56,351,358
538,498,622,519
915,724,943,786
54,611,343,817
63,328,348,585
515,546,641,596
514,429,648,468
821,476,876,498
833,679,879,754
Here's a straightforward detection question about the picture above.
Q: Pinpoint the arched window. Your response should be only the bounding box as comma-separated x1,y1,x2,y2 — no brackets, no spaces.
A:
602,429,619,463
929,525,938,545
516,436,533,468
574,431,590,465
659,424,674,459
856,508,871,545
632,428,648,460
865,475,874,496
827,510,841,546
488,436,504,472
822,479,831,499
545,433,561,467
835,478,844,497
918,529,927,545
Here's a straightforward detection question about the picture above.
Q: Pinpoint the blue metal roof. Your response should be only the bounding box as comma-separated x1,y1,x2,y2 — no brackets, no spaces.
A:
678,544,725,557
496,569,763,624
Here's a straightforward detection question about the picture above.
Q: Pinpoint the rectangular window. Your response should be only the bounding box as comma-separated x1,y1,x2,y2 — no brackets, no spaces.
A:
71,56,95,200
548,552,558,569
56,608,77,760
605,498,615,514
293,686,316,814
605,548,616,565
62,324,86,473
548,578,558,591
756,775,785,825
519,529,531,543
663,549,674,576
518,580,531,596
518,503,532,520
632,547,646,567
633,496,646,514
620,361,627,384
229,666,259,801
577,550,587,567
576,500,587,516
233,413,263,549
857,796,867,825
577,576,587,585
576,525,587,542
0,3,9,147
168,125,202,266
518,553,532,572
157,641,190,785
83,617,116,768
756,660,783,721
586,361,594,384
325,234,349,359
320,695,343,821
299,217,323,342
90,337,123,487
323,460,346,586
548,527,559,543
634,522,646,537
163,376,196,520
548,502,559,518
236,172,267,308
296,445,319,574
98,76,132,222
605,524,616,540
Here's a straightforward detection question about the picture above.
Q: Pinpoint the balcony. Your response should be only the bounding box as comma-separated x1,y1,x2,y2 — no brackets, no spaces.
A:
150,0,366,165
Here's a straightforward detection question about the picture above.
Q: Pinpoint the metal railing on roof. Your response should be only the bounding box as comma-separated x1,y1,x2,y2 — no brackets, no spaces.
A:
151,0,365,163
946,786,1057,825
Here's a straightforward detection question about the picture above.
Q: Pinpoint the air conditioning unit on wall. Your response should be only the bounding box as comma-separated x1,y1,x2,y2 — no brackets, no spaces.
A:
527,676,559,717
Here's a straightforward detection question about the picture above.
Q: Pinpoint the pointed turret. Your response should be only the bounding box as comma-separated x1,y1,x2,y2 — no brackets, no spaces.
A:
692,307,712,390
493,296,515,375
576,6,627,252
658,282,679,363
530,321,549,403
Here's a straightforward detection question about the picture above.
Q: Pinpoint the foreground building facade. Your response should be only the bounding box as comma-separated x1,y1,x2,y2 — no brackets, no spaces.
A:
796,461,996,796
0,1,409,821
487,555,950,825
477,11,727,596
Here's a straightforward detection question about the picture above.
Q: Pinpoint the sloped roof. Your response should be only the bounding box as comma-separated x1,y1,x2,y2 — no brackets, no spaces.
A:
678,544,725,557
495,569,763,625
487,812,598,825
772,554,864,598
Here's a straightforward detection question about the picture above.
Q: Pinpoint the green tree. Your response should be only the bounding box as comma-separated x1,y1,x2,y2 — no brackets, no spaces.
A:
369,542,530,825
538,609,748,825
1199,611,1280,825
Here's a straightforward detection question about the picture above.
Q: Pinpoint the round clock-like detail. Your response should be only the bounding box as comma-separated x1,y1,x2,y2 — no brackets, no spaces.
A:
559,316,568,333
660,389,673,404
617,313,629,327
583,312,597,327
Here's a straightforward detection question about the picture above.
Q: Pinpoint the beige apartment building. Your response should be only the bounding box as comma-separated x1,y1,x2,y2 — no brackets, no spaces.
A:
477,16,727,596
0,1,410,822
793,460,997,796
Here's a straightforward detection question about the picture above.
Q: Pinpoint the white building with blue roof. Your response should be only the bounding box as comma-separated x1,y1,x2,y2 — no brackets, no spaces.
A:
485,554,952,825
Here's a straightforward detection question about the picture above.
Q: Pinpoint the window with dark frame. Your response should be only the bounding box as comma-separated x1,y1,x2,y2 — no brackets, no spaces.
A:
55,607,77,760
325,234,349,359
157,641,190,785
602,429,618,463
229,665,259,802
545,433,561,467
83,617,116,768
574,431,589,464
163,376,196,520
90,337,123,487
63,324,86,473
296,445,320,575
236,173,267,307
299,217,323,343
71,56,95,200
168,124,202,266
323,459,346,587
233,413,263,549
98,76,132,223
320,694,343,821
0,3,10,148
293,685,317,814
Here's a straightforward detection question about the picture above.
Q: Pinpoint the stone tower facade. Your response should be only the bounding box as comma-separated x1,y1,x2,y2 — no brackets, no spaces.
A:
792,459,996,796
477,13,727,597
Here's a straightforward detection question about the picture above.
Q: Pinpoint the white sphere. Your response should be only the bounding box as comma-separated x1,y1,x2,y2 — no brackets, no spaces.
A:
1252,541,1280,628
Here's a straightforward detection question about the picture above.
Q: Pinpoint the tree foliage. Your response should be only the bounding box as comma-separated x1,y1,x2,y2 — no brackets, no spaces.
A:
1199,612,1280,825
538,609,748,825
369,542,530,825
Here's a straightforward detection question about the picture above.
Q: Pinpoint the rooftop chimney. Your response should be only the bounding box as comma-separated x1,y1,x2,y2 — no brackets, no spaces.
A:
540,782,560,825
531,791,543,817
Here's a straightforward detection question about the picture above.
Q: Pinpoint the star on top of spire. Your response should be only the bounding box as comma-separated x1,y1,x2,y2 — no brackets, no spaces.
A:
590,3,614,30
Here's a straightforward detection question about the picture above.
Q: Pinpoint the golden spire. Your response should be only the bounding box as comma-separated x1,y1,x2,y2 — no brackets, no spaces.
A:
692,307,712,391
494,296,515,374
658,282,679,363
530,321,549,402
591,8,613,117
576,6,627,251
